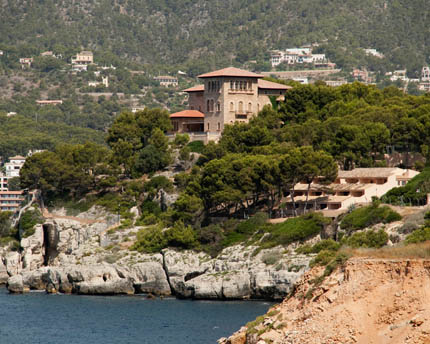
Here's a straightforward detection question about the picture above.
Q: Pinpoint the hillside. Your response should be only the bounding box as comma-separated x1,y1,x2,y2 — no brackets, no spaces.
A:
0,0,429,75
221,257,430,344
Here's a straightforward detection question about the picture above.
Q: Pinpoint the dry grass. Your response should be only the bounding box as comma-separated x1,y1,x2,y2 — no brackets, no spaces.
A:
342,241,430,259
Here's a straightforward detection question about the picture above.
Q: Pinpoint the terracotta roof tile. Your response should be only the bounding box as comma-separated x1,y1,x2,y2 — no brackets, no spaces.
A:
183,85,205,92
258,79,292,90
170,110,205,118
198,67,263,78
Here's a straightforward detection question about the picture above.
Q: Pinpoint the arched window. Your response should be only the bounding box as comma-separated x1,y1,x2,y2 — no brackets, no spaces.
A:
257,103,260,112
230,81,234,90
248,102,252,112
217,122,221,131
210,99,214,112
248,81,252,90
207,100,210,112
235,81,239,90
230,102,234,111
239,101,244,113
216,102,221,112
207,123,210,131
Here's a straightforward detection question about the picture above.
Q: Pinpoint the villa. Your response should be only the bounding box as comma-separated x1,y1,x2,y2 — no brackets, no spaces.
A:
169,67,291,142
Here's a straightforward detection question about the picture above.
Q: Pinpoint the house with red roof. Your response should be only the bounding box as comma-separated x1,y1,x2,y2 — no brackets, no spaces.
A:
170,67,291,141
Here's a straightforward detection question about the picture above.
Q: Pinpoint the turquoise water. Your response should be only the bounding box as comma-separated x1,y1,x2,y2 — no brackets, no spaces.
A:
0,288,272,344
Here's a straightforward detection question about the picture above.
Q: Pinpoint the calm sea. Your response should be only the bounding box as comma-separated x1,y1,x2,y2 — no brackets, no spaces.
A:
0,287,272,344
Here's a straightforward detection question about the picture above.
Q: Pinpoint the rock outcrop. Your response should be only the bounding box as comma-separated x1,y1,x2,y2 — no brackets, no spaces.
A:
220,258,430,344
2,207,311,298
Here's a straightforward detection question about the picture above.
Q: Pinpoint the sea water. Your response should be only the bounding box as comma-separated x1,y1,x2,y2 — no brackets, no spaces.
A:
0,288,272,344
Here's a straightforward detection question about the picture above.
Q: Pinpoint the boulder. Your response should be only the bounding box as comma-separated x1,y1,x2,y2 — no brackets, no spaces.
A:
132,262,171,296
5,251,21,276
0,258,9,284
7,275,26,293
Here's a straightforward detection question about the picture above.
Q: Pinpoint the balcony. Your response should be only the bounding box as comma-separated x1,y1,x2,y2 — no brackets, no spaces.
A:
228,89,254,95
233,111,253,119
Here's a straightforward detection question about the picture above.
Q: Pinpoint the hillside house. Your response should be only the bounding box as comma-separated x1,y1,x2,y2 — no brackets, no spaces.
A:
71,51,93,65
5,156,26,178
36,100,63,106
19,58,33,68
364,49,384,58
88,76,109,88
154,76,178,87
283,168,419,216
171,67,291,142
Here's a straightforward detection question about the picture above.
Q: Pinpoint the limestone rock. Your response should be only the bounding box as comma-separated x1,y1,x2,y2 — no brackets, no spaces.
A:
0,258,9,284
7,275,25,293
132,262,171,295
5,251,21,276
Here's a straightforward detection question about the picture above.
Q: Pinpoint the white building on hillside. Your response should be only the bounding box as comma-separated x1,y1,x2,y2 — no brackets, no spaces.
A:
5,156,26,177
283,168,419,216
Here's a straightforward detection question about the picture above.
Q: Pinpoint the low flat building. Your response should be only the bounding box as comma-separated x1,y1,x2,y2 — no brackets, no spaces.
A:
36,100,63,106
154,76,178,87
19,58,33,68
284,168,419,216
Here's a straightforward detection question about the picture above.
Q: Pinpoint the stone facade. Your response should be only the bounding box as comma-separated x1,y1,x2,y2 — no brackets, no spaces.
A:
184,67,290,135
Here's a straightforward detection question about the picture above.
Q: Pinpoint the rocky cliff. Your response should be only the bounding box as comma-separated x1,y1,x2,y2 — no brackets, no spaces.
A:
220,258,430,344
1,208,311,299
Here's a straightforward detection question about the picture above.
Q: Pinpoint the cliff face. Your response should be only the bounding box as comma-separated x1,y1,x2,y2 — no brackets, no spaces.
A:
221,258,430,344
2,211,311,299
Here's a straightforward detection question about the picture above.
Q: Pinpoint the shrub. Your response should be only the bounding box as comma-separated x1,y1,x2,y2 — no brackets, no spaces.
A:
405,227,430,245
262,212,331,248
174,134,190,147
20,209,43,238
236,212,268,234
296,239,340,254
166,221,197,249
262,251,283,265
382,168,430,206
310,249,337,267
340,204,401,233
187,141,205,153
343,229,388,248
143,176,173,193
131,225,167,253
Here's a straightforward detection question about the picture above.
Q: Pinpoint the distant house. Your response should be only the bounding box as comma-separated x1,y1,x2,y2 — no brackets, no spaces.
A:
390,70,408,82
270,48,327,67
325,80,347,87
283,168,419,216
71,64,87,72
0,175,8,192
19,58,33,69
36,100,63,106
88,76,109,88
5,155,26,178
0,50,3,56
131,107,146,113
154,76,178,87
364,49,384,59
6,112,17,117
71,51,94,65
0,191,25,212
41,51,54,57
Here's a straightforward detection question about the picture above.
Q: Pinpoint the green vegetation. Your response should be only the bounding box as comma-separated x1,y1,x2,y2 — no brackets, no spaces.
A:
19,209,43,238
340,203,401,233
405,228,430,245
382,168,430,206
342,229,389,249
0,0,429,75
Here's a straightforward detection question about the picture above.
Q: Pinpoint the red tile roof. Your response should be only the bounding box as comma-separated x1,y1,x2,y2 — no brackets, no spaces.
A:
198,67,263,79
183,85,204,92
258,79,292,90
170,110,205,118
